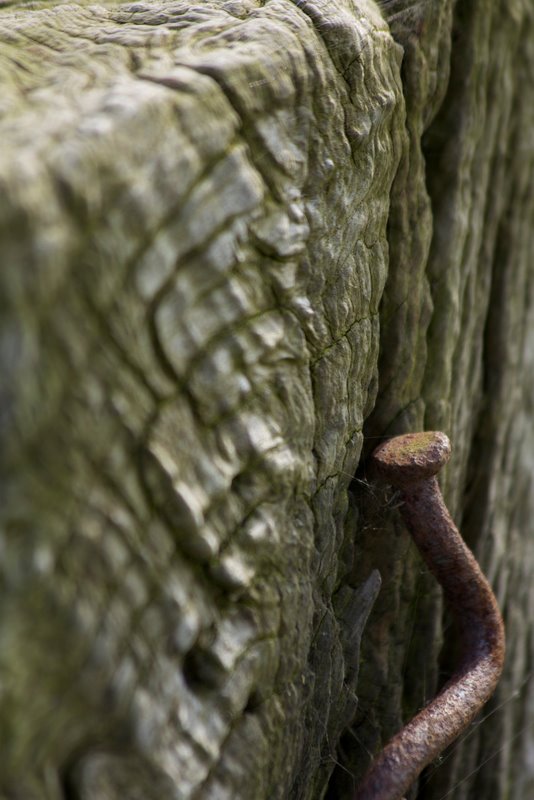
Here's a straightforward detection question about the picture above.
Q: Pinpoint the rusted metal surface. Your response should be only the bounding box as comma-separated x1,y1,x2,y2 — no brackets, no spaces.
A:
354,432,505,800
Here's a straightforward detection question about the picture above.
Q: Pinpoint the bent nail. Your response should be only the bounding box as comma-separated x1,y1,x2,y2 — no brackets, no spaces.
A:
354,431,505,800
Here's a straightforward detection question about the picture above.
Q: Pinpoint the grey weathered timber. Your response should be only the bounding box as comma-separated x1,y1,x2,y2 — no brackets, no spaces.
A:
0,1,402,798
0,1,532,800
345,2,534,800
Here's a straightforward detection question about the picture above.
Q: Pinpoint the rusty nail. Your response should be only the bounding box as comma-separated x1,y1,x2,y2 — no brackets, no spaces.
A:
354,431,505,800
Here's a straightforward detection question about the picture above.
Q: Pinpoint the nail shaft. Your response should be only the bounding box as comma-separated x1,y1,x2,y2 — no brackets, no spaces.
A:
354,432,505,800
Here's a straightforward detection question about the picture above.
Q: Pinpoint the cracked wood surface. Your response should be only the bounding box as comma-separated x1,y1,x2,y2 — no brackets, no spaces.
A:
0,2,401,798
0,1,533,799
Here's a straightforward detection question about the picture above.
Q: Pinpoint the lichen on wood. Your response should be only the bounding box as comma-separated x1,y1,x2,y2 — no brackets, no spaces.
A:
1,0,533,798
0,1,403,798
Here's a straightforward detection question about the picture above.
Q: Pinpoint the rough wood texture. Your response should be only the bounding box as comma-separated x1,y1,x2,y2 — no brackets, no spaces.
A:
347,2,534,800
0,1,532,799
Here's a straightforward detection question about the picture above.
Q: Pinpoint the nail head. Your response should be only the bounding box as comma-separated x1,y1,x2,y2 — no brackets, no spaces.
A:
370,431,451,486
